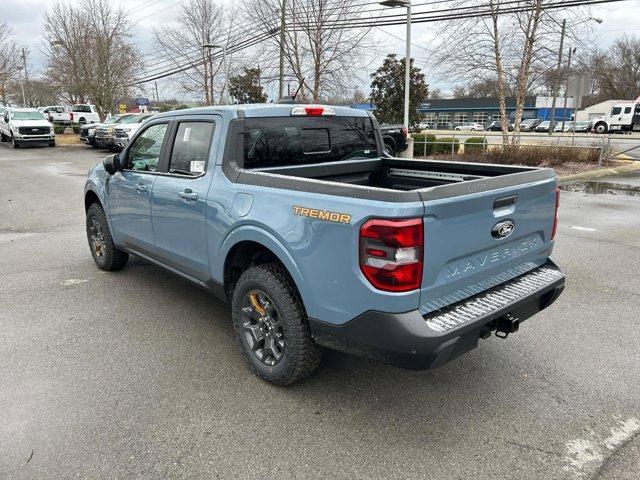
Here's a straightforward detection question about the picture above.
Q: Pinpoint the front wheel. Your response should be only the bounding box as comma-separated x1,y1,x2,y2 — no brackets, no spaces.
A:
11,134,19,148
86,203,129,271
232,263,321,386
594,123,608,134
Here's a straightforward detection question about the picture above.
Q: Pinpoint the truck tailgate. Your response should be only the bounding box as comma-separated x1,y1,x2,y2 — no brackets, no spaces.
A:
419,177,557,315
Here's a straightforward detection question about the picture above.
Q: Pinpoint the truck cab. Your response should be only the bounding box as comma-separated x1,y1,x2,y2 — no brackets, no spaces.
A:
593,102,640,134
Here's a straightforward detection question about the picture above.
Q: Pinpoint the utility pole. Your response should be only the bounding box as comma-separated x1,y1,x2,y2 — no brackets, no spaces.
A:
278,0,286,100
561,47,576,132
154,81,160,105
548,19,566,136
21,47,28,107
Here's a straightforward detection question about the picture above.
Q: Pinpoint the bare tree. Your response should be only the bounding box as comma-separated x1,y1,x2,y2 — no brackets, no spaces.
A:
242,0,375,102
43,0,139,117
152,0,234,105
0,23,22,106
433,0,589,141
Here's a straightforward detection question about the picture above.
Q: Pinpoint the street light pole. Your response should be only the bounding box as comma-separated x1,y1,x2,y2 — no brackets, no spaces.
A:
548,19,566,136
380,0,412,132
279,0,286,100
202,43,229,105
561,47,576,132
21,47,28,107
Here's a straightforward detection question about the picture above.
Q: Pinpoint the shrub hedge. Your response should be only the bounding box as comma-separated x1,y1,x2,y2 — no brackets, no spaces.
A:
464,137,488,155
412,134,459,156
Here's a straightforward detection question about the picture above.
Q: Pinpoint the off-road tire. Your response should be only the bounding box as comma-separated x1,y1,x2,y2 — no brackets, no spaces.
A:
232,263,321,385
86,203,129,271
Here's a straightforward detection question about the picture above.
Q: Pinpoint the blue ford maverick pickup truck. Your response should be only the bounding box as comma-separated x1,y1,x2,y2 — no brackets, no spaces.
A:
84,104,564,385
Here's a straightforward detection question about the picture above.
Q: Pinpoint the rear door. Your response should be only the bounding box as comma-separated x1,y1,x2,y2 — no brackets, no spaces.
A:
151,116,219,280
418,178,557,315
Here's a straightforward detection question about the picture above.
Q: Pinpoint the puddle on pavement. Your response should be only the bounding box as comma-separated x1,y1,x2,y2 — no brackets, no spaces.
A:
559,181,640,197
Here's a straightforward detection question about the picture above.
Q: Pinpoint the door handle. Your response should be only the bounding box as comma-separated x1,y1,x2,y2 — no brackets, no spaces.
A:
178,189,198,201
135,183,149,193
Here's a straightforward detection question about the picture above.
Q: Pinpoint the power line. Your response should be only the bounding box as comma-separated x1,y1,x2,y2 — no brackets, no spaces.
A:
133,0,625,84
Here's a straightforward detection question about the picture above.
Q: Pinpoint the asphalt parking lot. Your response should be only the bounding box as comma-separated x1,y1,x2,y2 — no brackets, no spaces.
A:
1,143,639,479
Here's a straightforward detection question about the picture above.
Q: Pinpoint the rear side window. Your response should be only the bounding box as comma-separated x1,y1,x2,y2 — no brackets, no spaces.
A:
624,107,632,114
168,122,215,176
243,116,378,169
73,105,91,113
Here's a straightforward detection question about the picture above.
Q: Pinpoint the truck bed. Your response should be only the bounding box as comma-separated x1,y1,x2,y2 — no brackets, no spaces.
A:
249,157,553,198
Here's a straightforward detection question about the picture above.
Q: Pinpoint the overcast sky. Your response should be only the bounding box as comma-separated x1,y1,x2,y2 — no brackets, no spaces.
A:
3,0,640,100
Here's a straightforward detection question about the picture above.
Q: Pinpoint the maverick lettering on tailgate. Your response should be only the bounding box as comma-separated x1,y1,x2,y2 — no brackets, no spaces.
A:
292,205,351,224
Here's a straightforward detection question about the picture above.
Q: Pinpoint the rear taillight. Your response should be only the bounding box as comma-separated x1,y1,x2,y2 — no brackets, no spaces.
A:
70,113,74,121
359,218,423,292
401,127,408,138
551,187,560,240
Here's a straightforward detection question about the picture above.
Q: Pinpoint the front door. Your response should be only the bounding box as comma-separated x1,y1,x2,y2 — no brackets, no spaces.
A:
151,119,217,280
108,121,169,254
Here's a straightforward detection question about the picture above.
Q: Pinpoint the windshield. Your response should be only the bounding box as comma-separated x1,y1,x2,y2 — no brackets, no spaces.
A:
243,116,378,169
12,111,44,121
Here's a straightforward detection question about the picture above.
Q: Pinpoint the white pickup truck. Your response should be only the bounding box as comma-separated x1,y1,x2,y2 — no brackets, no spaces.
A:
39,105,72,125
70,104,101,125
0,108,55,148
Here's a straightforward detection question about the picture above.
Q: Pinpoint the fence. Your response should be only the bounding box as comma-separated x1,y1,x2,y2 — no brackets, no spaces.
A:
410,131,635,167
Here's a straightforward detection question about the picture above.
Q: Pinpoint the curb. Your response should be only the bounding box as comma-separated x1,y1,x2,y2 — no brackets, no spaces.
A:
558,161,640,184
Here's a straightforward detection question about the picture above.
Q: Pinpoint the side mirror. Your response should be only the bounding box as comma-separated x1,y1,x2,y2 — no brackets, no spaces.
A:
103,153,122,176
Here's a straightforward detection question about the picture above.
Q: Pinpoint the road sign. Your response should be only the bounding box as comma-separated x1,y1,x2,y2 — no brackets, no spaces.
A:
135,97,150,106
118,103,127,114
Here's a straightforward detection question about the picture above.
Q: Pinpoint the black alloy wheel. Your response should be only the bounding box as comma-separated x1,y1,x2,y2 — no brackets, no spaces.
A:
240,290,285,366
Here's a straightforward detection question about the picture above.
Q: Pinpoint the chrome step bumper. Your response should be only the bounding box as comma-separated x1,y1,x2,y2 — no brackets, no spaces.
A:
424,263,565,333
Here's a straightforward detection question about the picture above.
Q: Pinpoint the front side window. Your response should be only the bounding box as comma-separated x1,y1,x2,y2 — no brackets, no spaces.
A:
244,116,377,169
611,107,622,115
168,122,215,175
126,123,168,172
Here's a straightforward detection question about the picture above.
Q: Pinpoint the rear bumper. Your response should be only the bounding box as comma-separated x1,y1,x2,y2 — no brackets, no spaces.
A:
310,260,565,370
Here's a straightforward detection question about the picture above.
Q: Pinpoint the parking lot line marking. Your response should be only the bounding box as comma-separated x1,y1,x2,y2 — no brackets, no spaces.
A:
569,226,597,232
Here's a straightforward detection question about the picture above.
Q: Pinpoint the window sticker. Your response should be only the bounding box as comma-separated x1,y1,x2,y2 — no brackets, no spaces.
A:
183,127,191,142
190,160,205,173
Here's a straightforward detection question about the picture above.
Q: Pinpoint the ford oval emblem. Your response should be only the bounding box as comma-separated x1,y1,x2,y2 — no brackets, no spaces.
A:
492,220,515,239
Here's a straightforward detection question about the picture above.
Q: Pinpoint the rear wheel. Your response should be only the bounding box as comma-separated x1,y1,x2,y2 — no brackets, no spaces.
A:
384,142,396,157
86,203,129,271
232,263,321,386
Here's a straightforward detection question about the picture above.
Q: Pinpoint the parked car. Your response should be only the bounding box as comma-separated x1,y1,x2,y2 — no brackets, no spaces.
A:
0,108,55,148
520,118,543,132
487,121,514,132
380,124,408,156
71,104,100,124
113,113,155,151
416,121,431,131
84,103,564,385
569,121,593,133
454,122,485,131
39,105,71,125
81,114,135,148
534,120,556,133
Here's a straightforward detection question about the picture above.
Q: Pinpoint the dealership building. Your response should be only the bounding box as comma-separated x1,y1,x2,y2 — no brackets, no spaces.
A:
417,96,574,129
